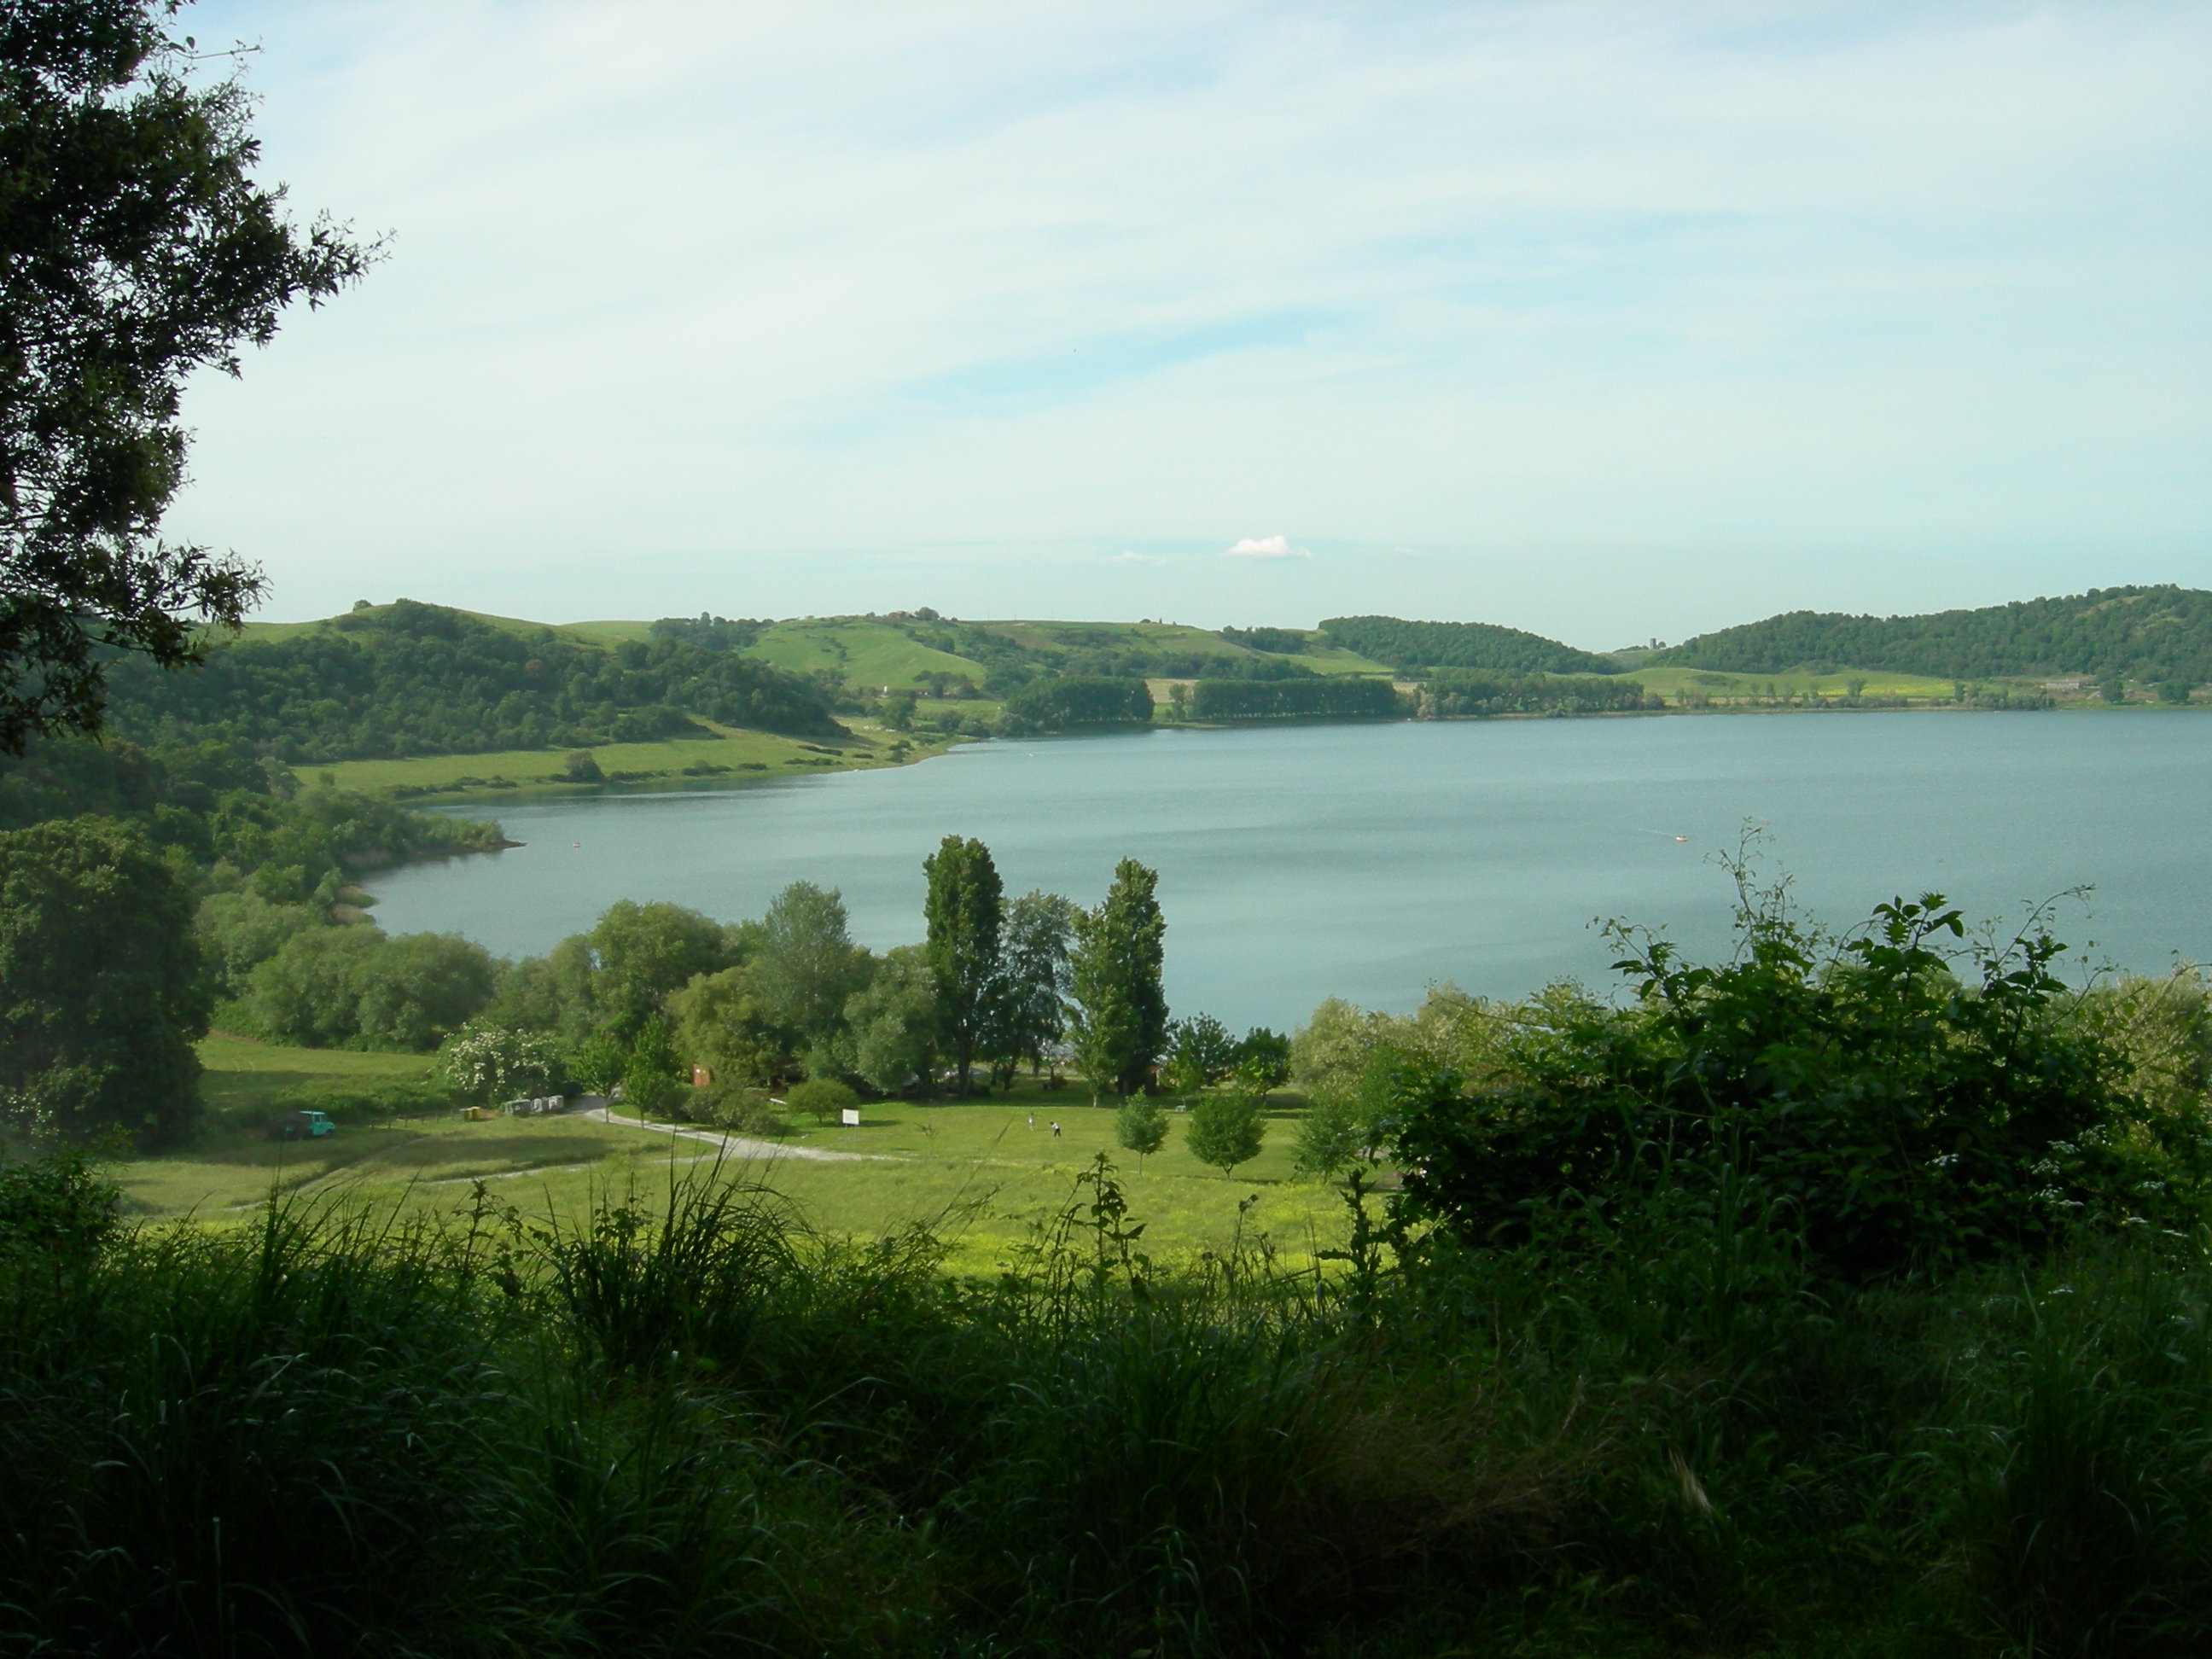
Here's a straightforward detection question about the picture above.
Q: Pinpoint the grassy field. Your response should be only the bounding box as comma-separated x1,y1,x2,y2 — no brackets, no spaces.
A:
198,1033,434,1115
745,617,984,690
722,1088,1340,1272
134,1039,1345,1268
1629,664,1966,701
292,721,947,800
973,619,1393,679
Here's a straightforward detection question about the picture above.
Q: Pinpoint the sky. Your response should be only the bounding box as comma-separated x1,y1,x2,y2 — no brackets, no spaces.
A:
165,0,2212,650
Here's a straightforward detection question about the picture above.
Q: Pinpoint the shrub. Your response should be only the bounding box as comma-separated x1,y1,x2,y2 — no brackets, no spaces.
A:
248,926,495,1051
195,891,319,999
1391,877,2212,1280
786,1077,858,1125
435,1021,566,1102
702,1085,785,1136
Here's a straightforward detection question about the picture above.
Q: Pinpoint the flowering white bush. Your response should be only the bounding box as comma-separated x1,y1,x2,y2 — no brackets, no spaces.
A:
435,1022,565,1102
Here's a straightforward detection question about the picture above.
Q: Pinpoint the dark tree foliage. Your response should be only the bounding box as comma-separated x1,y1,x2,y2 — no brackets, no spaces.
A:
1059,647,1309,681
998,675,1153,734
1391,886,2212,1281
646,614,769,652
102,600,844,760
1319,615,1620,676
1232,1026,1291,1088
1651,585,2212,685
0,731,499,900
0,1,371,751
585,899,736,1037
1187,677,1400,720
248,924,494,1052
923,835,1001,1091
1422,671,1659,718
0,814,207,1146
1217,626,1309,655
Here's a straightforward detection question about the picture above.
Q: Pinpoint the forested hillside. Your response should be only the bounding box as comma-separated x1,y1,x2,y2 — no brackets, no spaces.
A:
1318,615,1620,675
105,601,843,762
1653,585,2212,684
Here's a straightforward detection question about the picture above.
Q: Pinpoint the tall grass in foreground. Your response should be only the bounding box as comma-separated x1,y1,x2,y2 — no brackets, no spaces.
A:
0,1149,2207,1656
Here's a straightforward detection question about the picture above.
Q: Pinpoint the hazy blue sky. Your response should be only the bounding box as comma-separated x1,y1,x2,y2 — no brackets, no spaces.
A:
166,1,2209,648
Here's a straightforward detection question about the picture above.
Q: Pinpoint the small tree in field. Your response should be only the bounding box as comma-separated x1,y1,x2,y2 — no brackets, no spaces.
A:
1115,1097,1169,1171
787,1077,859,1126
1186,1092,1266,1178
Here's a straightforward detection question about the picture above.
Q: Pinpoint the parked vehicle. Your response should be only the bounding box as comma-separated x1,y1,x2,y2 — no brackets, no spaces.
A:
267,1109,334,1141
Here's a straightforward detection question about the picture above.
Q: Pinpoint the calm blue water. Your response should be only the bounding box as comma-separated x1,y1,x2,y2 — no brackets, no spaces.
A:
364,713,2212,1029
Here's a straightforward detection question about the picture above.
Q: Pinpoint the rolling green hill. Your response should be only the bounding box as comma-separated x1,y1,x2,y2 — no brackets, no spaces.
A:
1651,585,2212,685
115,601,844,763
161,585,2201,794
746,617,985,691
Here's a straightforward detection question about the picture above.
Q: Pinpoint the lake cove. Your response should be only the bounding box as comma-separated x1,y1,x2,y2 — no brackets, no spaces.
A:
366,711,2212,1029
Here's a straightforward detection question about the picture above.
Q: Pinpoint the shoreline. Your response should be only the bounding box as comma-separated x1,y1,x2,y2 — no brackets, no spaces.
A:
358,696,2200,810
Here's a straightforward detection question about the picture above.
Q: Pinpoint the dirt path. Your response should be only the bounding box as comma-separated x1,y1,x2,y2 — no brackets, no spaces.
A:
580,1105,877,1163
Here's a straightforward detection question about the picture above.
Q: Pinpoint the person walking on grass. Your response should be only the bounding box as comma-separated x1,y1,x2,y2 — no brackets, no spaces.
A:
1051,1121,1061,1138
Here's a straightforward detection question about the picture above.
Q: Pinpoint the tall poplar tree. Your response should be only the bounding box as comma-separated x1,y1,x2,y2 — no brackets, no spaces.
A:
923,835,1003,1092
1067,859,1167,1102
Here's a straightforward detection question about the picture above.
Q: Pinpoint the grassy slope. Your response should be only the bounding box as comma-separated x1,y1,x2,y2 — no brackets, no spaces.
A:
294,720,951,798
137,1041,1340,1266
1629,665,1965,701
743,617,985,689
975,619,1391,678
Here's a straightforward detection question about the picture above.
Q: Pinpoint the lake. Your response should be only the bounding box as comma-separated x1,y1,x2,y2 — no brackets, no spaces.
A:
365,712,2212,1029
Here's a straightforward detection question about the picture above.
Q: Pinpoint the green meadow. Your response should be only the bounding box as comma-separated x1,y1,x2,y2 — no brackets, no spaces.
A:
126,1038,1343,1271
293,721,947,800
1630,664,1970,701
744,616,985,689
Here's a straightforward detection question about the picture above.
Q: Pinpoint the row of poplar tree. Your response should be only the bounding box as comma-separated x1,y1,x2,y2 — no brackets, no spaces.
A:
438,837,1179,1113
916,835,1167,1099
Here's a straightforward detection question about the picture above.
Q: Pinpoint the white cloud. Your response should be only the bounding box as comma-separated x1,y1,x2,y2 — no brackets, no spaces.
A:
1109,550,1166,565
1224,534,1304,560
